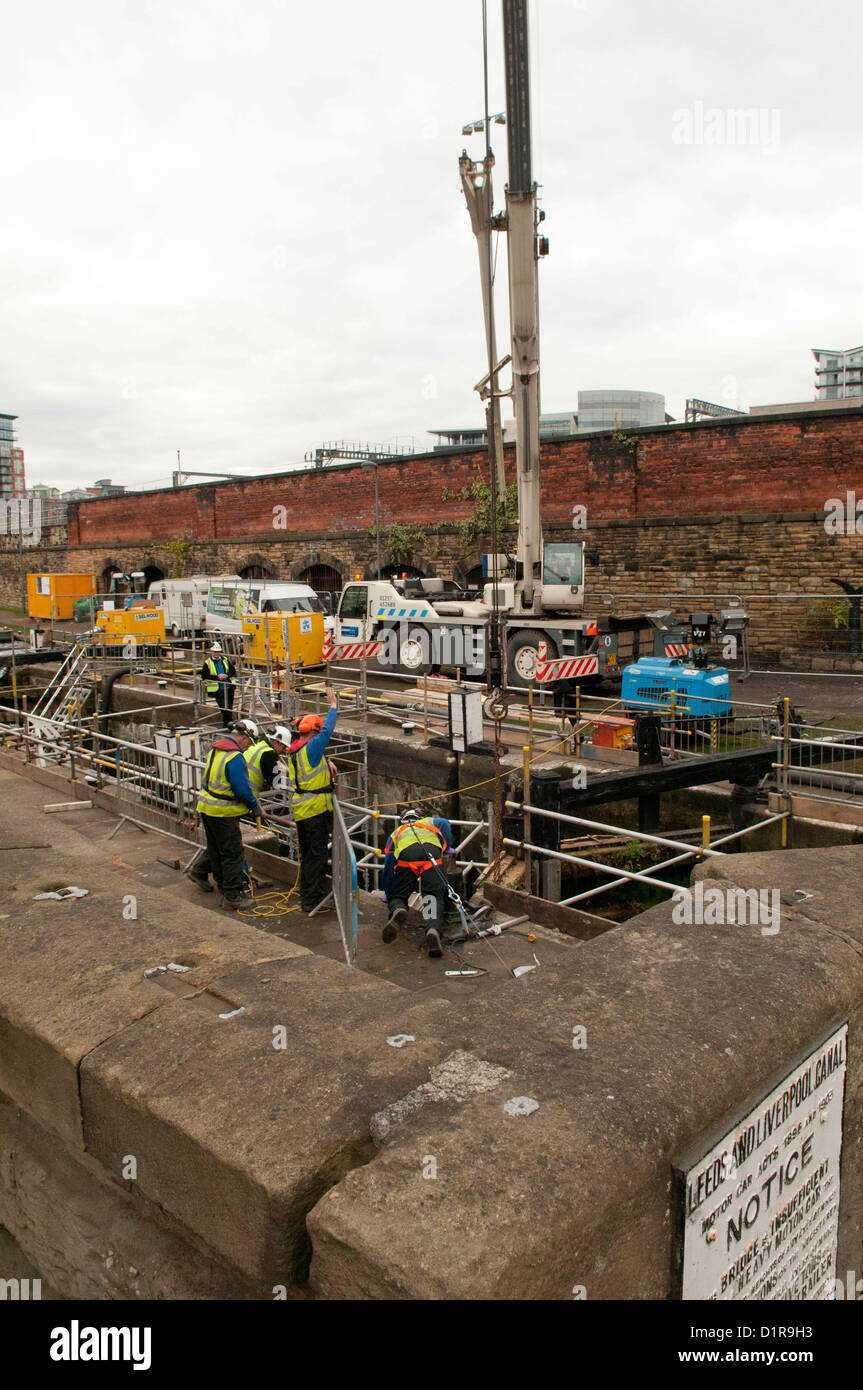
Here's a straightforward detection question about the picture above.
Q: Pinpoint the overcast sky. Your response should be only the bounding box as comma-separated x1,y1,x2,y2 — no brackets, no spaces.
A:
2,0,862,492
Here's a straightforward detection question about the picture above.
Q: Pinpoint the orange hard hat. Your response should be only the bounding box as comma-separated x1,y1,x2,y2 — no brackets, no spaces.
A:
297,714,324,734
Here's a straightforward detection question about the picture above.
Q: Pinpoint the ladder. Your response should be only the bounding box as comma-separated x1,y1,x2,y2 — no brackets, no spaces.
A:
31,642,92,725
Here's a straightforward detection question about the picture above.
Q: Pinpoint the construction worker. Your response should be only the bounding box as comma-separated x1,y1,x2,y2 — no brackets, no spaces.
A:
201,641,237,728
244,723,292,796
381,808,454,958
191,721,260,907
287,684,339,912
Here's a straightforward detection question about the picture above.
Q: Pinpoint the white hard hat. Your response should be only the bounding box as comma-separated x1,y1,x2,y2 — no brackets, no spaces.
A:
270,726,291,745
209,642,222,652
237,718,259,738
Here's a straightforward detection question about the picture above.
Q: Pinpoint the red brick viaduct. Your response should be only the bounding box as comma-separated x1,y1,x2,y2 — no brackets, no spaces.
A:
7,405,863,660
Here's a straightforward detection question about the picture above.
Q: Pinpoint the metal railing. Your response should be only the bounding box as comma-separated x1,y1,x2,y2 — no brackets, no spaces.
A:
504,799,790,909
113,733,205,843
618,690,775,760
771,713,863,807
338,801,493,882
6,669,857,941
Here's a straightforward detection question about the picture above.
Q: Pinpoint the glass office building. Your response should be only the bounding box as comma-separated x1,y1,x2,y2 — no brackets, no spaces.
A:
812,346,863,400
575,390,666,433
0,414,25,495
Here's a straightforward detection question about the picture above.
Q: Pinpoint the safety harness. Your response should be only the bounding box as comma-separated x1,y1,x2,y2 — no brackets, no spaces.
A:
390,818,447,877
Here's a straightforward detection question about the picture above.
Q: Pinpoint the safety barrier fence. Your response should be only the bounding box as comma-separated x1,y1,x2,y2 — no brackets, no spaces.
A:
112,734,204,843
0,700,364,963
771,718,863,808
591,588,863,679
617,689,776,760
1,684,854,932
0,687,791,919
330,798,359,967
0,702,207,846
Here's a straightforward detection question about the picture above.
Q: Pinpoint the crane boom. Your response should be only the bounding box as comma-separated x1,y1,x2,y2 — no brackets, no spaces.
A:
502,0,542,611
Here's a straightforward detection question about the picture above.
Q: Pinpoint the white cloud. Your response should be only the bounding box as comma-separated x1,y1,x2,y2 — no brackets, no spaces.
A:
1,0,861,489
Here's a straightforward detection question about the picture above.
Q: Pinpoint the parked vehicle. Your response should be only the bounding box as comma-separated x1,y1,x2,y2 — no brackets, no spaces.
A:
204,579,334,636
147,576,235,636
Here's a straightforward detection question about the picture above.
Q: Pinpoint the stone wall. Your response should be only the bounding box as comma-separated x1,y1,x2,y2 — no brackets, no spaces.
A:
3,761,861,1300
4,514,860,660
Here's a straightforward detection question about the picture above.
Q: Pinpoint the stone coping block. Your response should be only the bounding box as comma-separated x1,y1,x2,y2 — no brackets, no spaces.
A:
307,856,863,1299
0,844,308,1148
0,1093,263,1300
692,844,863,950
81,957,457,1286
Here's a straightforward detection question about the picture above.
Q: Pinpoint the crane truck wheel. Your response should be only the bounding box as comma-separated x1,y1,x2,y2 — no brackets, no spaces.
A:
506,630,556,689
397,627,432,677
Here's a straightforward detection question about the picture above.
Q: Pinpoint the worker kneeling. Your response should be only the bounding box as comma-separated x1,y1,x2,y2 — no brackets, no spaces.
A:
193,722,261,908
381,809,454,958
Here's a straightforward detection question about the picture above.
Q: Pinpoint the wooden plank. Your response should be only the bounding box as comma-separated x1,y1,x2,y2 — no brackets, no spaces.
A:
482,880,614,941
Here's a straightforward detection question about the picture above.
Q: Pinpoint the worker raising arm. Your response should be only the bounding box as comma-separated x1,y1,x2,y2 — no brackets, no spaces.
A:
287,684,339,913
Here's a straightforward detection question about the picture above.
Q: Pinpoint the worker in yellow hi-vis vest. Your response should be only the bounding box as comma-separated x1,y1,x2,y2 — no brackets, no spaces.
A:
286,684,338,912
191,721,260,908
200,641,237,728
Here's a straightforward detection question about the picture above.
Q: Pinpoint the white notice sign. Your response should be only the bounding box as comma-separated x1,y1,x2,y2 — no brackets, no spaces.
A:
677,1023,847,1300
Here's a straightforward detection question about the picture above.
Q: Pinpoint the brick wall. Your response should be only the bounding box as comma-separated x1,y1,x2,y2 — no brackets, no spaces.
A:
65,406,863,546
5,408,863,660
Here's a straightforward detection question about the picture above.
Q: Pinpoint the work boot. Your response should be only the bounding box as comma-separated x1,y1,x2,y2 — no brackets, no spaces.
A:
187,870,214,893
223,889,252,909
382,906,407,944
425,926,443,958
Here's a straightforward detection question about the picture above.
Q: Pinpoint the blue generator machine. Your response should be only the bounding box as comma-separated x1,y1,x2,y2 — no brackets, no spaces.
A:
621,656,732,718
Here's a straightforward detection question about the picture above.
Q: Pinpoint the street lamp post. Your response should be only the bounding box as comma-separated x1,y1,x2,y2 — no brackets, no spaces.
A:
362,460,381,579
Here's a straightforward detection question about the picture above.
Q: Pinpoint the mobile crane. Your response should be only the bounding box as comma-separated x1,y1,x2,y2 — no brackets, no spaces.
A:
330,1,609,694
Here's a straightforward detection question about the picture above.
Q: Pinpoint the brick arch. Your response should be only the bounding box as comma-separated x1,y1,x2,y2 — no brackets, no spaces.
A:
237,553,277,580
140,556,166,586
453,551,485,588
99,557,123,592
363,554,433,581
290,551,345,586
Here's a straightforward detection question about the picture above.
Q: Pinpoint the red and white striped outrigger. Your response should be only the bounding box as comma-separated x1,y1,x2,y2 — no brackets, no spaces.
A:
322,639,382,662
664,642,690,659
534,653,599,683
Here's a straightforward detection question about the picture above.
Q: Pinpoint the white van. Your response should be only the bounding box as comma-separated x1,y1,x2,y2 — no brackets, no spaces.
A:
204,579,334,636
148,575,239,636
